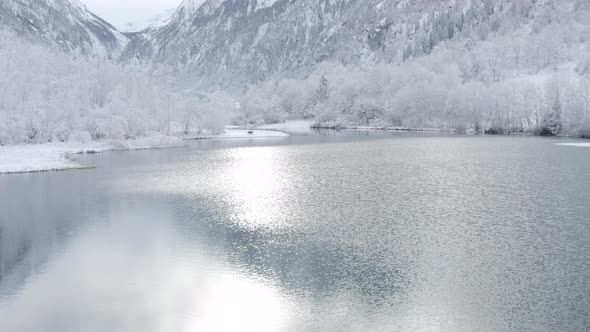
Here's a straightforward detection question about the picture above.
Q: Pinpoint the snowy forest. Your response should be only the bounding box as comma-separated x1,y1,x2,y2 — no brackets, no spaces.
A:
0,31,230,145
237,0,590,137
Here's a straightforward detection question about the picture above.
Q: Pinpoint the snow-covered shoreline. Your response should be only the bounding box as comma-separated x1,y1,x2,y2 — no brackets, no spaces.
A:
0,130,290,175
311,125,453,132
0,135,185,174
554,143,590,147
185,129,290,140
6,124,585,175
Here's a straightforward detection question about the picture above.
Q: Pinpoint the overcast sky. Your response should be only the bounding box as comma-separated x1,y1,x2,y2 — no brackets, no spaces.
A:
81,0,182,31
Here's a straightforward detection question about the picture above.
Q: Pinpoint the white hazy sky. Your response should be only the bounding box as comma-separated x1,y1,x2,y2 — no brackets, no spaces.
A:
81,0,182,31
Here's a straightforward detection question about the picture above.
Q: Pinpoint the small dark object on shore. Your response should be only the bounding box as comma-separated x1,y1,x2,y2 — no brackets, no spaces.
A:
248,130,254,135
485,127,504,135
535,126,556,136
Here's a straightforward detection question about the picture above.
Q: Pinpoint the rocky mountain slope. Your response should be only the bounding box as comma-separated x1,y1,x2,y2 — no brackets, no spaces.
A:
120,8,177,33
0,0,128,59
121,0,548,88
2,0,583,87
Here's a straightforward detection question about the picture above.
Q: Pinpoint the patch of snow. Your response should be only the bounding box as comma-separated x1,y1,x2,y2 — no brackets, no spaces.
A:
114,134,186,150
183,129,290,140
256,121,312,131
254,0,279,11
174,0,214,20
120,8,176,32
217,130,289,139
255,121,314,135
554,143,590,147
0,134,185,174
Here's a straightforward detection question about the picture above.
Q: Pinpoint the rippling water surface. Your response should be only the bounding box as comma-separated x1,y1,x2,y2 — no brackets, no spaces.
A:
1,133,589,331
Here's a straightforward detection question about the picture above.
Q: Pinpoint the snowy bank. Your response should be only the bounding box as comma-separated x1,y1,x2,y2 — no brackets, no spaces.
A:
554,143,590,147
220,129,289,138
0,135,184,174
256,121,312,131
255,121,314,135
185,129,290,140
0,129,290,174
311,124,452,132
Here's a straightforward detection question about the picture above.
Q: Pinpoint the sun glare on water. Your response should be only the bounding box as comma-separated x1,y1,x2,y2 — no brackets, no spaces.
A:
222,147,295,230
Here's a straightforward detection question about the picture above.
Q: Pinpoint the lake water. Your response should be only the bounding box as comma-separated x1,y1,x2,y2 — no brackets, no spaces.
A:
0,132,589,331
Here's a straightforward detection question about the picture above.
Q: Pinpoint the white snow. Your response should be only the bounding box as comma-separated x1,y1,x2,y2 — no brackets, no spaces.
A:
0,130,290,174
0,135,184,174
254,0,279,11
255,121,314,135
217,129,289,139
555,143,590,147
256,121,312,131
120,8,176,32
175,0,210,20
184,129,290,140
0,143,93,174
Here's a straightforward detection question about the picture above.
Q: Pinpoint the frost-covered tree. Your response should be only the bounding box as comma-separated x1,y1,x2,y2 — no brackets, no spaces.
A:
0,30,230,145
307,75,329,119
538,79,564,136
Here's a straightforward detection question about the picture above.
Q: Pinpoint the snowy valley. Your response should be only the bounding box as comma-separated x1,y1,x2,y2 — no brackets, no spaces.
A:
2,2,590,331
0,0,589,172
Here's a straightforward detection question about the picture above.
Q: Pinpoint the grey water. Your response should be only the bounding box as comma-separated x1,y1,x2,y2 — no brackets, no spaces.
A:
0,132,589,331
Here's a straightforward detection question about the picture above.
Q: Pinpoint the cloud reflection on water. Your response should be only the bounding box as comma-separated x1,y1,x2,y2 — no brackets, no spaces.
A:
0,200,291,332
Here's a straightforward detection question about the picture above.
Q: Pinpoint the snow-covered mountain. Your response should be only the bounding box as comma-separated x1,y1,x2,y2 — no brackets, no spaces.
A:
0,0,128,59
120,0,542,88
2,0,584,88
120,8,177,33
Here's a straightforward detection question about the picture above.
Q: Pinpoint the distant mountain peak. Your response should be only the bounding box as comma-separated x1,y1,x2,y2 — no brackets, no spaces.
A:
121,8,176,33
173,0,224,22
178,0,209,15
0,0,128,58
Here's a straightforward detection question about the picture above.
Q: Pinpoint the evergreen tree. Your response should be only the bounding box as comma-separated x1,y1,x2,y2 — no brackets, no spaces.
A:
543,95,563,135
306,75,329,119
540,81,564,136
313,75,329,106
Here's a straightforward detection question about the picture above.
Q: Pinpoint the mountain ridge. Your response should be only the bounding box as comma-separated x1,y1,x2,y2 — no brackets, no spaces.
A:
0,0,128,59
120,0,541,89
0,0,572,83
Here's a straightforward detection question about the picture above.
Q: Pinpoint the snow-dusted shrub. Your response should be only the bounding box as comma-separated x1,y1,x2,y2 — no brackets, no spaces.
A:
192,97,233,134
580,119,590,138
67,130,92,143
52,124,71,143
82,109,109,140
